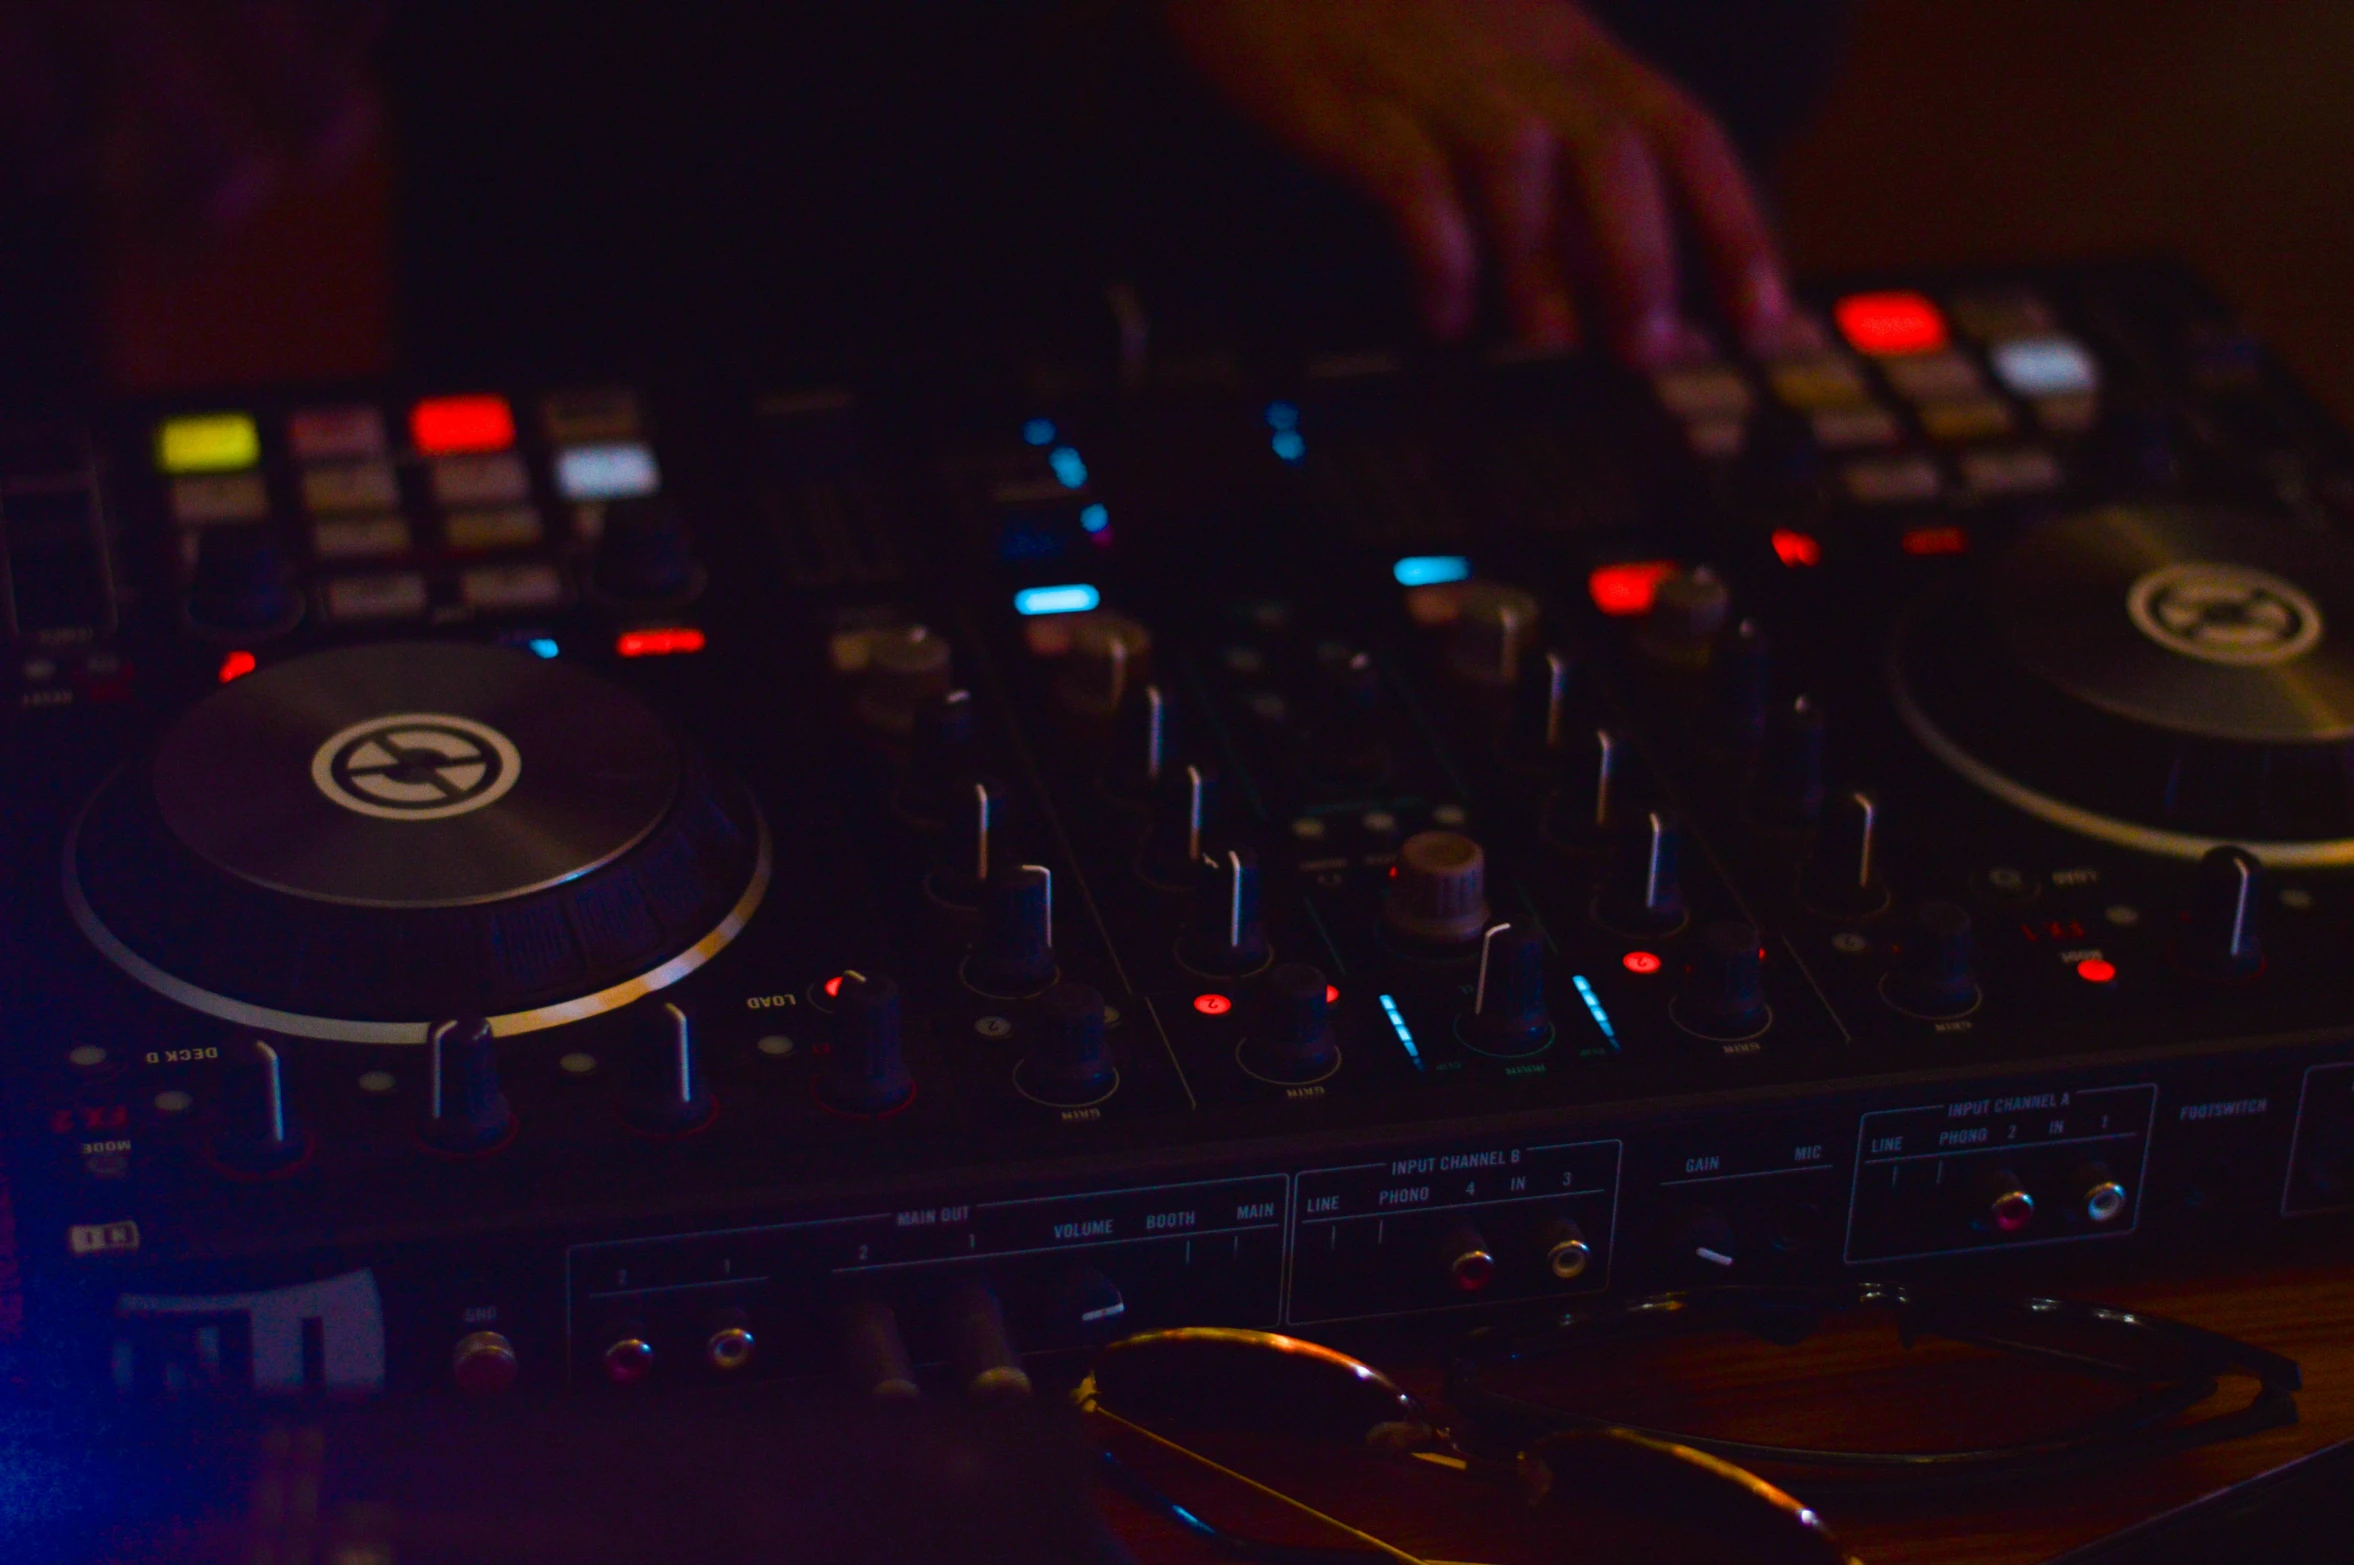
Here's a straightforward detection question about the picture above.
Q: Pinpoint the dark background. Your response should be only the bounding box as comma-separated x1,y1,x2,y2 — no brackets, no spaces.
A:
65,0,2354,424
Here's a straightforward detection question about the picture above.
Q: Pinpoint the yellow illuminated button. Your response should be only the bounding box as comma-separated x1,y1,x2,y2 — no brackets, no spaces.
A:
158,413,260,474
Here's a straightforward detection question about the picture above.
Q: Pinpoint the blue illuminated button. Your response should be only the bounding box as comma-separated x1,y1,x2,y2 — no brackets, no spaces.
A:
1014,583,1100,617
1264,401,1301,431
557,441,662,501
1023,418,1057,447
1393,555,1471,588
1048,447,1089,489
1079,504,1109,533
1991,336,2099,398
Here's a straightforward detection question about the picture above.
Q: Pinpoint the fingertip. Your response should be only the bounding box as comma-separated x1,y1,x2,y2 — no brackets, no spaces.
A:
1734,262,1793,351
1621,305,1691,371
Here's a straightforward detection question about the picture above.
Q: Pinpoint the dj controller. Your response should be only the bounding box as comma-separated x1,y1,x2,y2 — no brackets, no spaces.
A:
5,260,2354,1401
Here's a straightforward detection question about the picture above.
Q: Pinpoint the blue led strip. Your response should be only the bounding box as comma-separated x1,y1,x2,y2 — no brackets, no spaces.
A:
1571,975,1618,1046
1378,994,1423,1070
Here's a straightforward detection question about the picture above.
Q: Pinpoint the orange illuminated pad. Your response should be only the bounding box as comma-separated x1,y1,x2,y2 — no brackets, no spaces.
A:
411,395,517,455
1834,292,1948,357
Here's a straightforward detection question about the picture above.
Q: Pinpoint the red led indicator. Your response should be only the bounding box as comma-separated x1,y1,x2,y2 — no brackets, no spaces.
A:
1325,985,1340,1004
2076,957,2117,984
1193,993,1232,1016
823,975,844,998
1770,529,1822,568
616,626,707,657
411,394,516,455
1588,560,1678,617
1834,291,1948,356
217,650,258,683
1901,526,1969,557
1623,951,1663,974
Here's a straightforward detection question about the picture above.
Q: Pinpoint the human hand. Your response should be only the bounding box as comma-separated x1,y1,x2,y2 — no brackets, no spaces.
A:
0,0,385,234
1166,0,1792,365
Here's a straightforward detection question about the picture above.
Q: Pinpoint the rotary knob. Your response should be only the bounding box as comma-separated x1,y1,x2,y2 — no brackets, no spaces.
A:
1673,921,1769,1040
1056,614,1150,719
1384,831,1490,946
1241,961,1339,1082
1139,762,1217,889
1469,923,1550,1055
1882,901,1979,1018
968,864,1056,997
213,1036,309,1174
1106,681,1177,798
1707,617,1770,750
186,524,303,638
1634,565,1729,669
1444,583,1540,687
1749,694,1826,827
1801,789,1888,917
1306,648,1390,783
1547,726,1637,847
893,687,978,827
619,1000,714,1136
423,1017,514,1155
929,777,1012,909
1019,981,1116,1104
820,970,915,1114
1181,848,1270,974
1595,810,1686,935
590,495,704,606
2178,844,2264,983
1508,646,1577,760
855,625,953,736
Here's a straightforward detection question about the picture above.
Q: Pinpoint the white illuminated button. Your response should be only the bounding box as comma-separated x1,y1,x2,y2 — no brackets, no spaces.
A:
444,506,545,552
1993,336,2100,397
1810,406,1902,449
287,405,387,461
171,473,269,525
430,452,530,508
1882,352,1986,402
325,572,429,621
1843,455,1941,505
460,562,566,611
313,515,414,560
300,461,399,515
556,441,661,500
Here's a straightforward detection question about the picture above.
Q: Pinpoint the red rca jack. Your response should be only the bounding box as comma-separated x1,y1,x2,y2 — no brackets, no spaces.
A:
1976,1168,2037,1235
1440,1225,1496,1294
601,1330,655,1386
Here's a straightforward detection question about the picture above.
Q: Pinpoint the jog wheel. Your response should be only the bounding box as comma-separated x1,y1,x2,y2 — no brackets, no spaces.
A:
65,642,770,1042
1891,504,2354,865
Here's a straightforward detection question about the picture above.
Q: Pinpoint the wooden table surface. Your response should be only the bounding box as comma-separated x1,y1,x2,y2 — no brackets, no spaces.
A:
1091,1255,2354,1565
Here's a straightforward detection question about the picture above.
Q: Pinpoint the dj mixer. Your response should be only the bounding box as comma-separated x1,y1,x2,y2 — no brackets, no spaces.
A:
5,260,2354,1400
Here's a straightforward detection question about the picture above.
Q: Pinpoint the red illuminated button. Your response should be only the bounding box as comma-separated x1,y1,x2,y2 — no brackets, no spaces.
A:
217,650,257,683
824,975,844,998
1588,560,1678,617
411,394,516,455
1834,291,1948,356
1770,530,1821,568
2076,957,2117,984
1325,985,1340,1004
616,627,707,657
1192,993,1232,1016
1623,951,1663,975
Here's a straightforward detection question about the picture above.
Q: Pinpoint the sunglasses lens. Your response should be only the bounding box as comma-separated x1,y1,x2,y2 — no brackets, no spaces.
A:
1092,1329,1429,1444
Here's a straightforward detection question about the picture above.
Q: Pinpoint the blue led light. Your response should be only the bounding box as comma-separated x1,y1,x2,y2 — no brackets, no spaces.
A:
1393,554,1471,588
1571,974,1618,1046
1378,994,1423,1069
527,637,560,659
1079,503,1109,533
1023,418,1057,447
1265,400,1301,431
1048,446,1089,488
555,441,661,501
1270,430,1306,463
1990,335,2099,397
1014,583,1100,617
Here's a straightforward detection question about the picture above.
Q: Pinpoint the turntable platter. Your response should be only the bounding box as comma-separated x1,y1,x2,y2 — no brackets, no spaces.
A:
1893,505,2354,864
66,643,769,1040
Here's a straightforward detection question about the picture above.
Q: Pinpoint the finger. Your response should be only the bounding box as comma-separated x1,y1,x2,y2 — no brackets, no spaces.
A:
1460,99,1576,352
1601,68,1790,350
1277,77,1482,341
1534,91,1682,367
